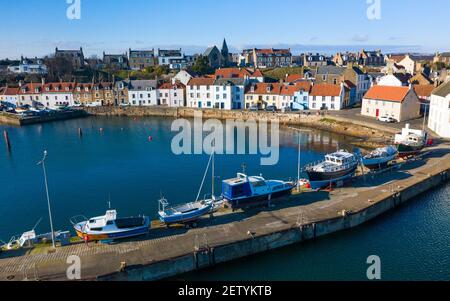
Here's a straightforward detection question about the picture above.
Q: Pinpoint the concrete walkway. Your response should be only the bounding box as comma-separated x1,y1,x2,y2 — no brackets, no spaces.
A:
0,143,449,281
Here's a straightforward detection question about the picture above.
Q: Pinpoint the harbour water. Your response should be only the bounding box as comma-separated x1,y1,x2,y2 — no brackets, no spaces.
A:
0,116,448,280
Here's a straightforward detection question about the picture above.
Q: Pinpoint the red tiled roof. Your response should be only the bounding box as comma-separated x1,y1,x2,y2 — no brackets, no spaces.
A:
255,49,291,55
389,55,406,63
285,74,303,83
187,77,216,86
215,68,251,78
294,81,312,92
280,85,306,96
246,83,282,95
310,84,342,97
0,87,20,95
18,83,43,94
413,84,434,98
42,82,76,93
364,85,410,102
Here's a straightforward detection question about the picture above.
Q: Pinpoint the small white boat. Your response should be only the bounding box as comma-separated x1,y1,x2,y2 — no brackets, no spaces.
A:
362,146,398,170
71,209,150,242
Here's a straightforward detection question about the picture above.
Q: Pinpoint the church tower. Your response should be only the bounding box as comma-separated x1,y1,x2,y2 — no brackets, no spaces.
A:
221,38,230,67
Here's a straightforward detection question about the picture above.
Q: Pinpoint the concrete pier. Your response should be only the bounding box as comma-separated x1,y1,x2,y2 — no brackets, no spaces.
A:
0,110,87,126
0,144,449,281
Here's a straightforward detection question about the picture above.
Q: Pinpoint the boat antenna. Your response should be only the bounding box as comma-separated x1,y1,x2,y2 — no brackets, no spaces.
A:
241,163,247,174
108,193,112,209
195,150,214,203
32,217,43,231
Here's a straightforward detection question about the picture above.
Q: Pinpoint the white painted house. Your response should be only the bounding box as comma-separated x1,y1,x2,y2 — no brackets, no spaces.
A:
172,70,195,86
428,81,450,138
0,86,19,107
212,78,247,110
157,82,185,107
186,77,216,109
127,80,158,106
41,82,75,108
361,85,421,122
308,83,347,110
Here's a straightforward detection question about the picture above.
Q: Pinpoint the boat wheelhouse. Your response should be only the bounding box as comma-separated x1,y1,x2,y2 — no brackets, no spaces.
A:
71,209,150,242
222,173,295,209
362,145,398,170
394,124,428,157
305,150,358,189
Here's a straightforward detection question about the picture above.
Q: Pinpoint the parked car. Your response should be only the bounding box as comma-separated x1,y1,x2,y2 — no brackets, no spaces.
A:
378,116,397,123
248,105,259,112
265,105,277,112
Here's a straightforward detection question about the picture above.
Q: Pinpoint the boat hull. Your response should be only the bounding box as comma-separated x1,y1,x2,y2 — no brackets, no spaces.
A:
308,171,356,190
159,203,213,224
74,219,150,242
306,165,358,182
396,144,423,158
362,154,397,170
224,184,294,209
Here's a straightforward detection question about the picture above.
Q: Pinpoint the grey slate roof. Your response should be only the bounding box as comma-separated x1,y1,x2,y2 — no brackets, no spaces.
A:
432,81,450,98
316,66,346,75
204,46,220,57
126,80,157,90
214,78,246,86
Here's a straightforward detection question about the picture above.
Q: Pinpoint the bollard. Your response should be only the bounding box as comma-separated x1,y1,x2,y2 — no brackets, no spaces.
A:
3,130,11,151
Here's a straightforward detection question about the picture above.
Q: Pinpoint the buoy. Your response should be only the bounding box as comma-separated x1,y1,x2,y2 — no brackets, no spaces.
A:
148,136,153,142
99,128,104,132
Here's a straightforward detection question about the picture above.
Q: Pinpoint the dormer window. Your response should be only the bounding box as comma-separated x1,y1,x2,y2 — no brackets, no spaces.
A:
35,88,39,93
46,87,50,91
65,87,69,91
22,88,26,93
77,87,81,91
85,87,89,92
266,86,271,93
55,86,59,91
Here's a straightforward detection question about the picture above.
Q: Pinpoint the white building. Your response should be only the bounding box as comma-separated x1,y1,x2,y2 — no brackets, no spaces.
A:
309,83,347,110
17,82,44,107
428,81,450,138
157,49,184,66
127,80,158,106
172,70,195,86
157,82,185,107
186,77,216,108
8,57,48,75
0,86,19,107
41,82,75,108
361,85,421,122
212,78,247,110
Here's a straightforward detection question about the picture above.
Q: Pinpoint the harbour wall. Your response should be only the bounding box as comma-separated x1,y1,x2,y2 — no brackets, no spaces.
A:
84,106,393,140
100,164,449,281
0,110,87,126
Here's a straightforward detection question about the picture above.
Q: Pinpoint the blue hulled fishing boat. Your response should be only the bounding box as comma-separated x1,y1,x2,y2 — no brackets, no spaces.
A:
222,173,295,209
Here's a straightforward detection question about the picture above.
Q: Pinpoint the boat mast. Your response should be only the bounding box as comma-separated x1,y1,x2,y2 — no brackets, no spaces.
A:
297,133,301,191
212,148,215,199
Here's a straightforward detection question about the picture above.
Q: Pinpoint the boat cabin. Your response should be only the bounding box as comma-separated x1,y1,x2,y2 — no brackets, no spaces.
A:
325,151,356,166
222,173,269,200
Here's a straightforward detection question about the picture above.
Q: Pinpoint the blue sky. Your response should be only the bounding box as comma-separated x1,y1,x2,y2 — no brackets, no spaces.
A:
1,0,449,59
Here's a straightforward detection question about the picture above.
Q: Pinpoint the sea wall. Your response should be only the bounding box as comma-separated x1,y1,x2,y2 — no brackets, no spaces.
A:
100,167,449,281
84,106,391,140
0,110,87,126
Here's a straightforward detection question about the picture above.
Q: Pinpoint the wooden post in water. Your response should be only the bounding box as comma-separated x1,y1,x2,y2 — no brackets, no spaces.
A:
78,128,83,138
3,130,11,151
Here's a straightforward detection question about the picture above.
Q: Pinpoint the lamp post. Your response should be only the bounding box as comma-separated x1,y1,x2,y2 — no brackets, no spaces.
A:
37,150,56,249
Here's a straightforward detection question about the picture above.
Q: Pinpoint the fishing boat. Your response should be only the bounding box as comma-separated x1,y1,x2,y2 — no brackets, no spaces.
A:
305,150,358,189
222,173,295,209
394,124,428,158
158,149,219,225
158,198,213,225
362,145,398,170
71,209,150,242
